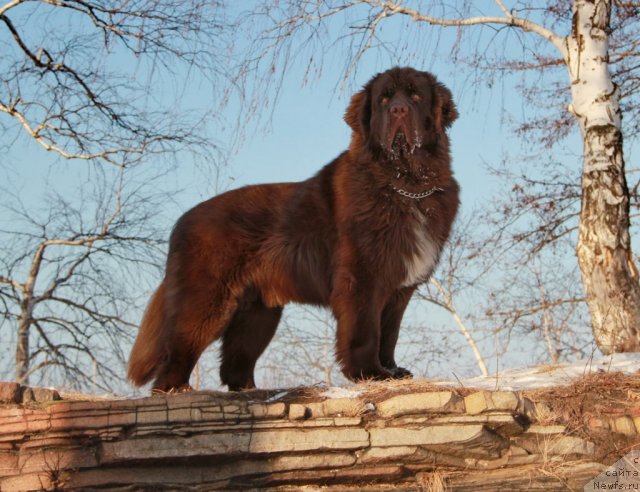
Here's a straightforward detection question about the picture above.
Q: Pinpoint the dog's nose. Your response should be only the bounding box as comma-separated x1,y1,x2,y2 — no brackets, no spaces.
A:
390,102,409,118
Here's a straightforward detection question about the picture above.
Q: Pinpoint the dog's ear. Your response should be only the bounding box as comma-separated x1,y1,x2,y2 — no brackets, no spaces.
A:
434,83,458,132
344,88,371,137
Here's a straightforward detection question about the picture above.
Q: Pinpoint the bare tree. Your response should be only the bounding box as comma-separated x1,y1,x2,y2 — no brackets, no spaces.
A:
425,278,488,376
234,0,640,355
0,0,228,166
0,167,170,391
0,1,234,389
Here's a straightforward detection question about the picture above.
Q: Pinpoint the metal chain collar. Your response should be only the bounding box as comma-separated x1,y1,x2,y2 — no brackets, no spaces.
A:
391,185,443,200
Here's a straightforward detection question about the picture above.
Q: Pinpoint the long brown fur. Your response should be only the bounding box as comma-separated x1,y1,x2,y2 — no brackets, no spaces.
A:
128,67,460,391
127,282,167,385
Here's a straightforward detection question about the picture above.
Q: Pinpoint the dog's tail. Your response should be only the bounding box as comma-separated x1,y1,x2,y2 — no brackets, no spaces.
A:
128,281,167,386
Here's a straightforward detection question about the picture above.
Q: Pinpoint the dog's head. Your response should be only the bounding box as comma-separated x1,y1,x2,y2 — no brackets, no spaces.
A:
345,67,457,159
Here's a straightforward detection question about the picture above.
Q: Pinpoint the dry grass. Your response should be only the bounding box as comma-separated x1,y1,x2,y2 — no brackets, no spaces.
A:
417,469,450,492
524,371,640,464
524,371,640,426
344,378,471,403
530,400,560,426
189,378,470,406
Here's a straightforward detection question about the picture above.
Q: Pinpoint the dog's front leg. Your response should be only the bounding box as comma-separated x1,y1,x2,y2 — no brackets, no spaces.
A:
331,265,393,381
380,286,415,379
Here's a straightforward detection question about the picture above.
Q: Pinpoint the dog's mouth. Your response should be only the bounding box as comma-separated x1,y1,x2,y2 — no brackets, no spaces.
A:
384,121,422,159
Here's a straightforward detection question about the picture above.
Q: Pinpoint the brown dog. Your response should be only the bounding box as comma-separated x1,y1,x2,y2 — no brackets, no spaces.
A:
128,67,459,391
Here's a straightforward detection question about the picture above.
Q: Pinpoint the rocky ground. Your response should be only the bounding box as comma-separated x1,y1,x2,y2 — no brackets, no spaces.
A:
1,369,639,491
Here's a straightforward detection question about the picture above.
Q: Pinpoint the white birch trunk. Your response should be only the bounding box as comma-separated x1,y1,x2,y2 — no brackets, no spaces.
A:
565,0,640,353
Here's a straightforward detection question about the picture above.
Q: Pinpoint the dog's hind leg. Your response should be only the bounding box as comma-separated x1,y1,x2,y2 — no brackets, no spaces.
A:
151,276,239,392
219,288,283,391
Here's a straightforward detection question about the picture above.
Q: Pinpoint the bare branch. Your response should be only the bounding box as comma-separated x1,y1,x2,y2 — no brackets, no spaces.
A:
367,0,566,54
0,275,23,292
426,278,489,377
0,102,146,163
1,0,226,165
488,297,586,321
0,0,24,17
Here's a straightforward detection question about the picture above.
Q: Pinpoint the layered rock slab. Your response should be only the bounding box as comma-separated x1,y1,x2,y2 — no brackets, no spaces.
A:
0,382,628,491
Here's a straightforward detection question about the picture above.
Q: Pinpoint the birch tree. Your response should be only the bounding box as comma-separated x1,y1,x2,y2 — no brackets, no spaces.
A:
237,0,640,355
566,2,640,353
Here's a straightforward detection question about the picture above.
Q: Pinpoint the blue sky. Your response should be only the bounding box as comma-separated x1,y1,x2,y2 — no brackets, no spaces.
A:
1,7,591,219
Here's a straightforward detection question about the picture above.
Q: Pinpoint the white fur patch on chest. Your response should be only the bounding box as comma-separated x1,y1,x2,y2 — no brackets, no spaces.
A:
402,218,440,287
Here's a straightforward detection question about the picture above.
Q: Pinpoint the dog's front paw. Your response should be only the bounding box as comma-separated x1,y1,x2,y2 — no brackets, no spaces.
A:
387,366,413,379
345,365,393,382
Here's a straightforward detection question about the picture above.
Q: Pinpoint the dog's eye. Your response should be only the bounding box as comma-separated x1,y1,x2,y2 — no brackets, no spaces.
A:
380,89,394,105
411,93,422,102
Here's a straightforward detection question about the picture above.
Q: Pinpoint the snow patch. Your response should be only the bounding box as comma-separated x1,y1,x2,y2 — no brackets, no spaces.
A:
320,387,362,399
265,390,290,402
440,353,640,391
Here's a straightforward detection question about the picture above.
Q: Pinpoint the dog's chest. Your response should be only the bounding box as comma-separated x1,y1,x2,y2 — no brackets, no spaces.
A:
401,213,441,287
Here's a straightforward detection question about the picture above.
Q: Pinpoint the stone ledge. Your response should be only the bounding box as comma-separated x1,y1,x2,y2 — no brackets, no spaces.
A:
0,383,60,404
0,380,637,491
